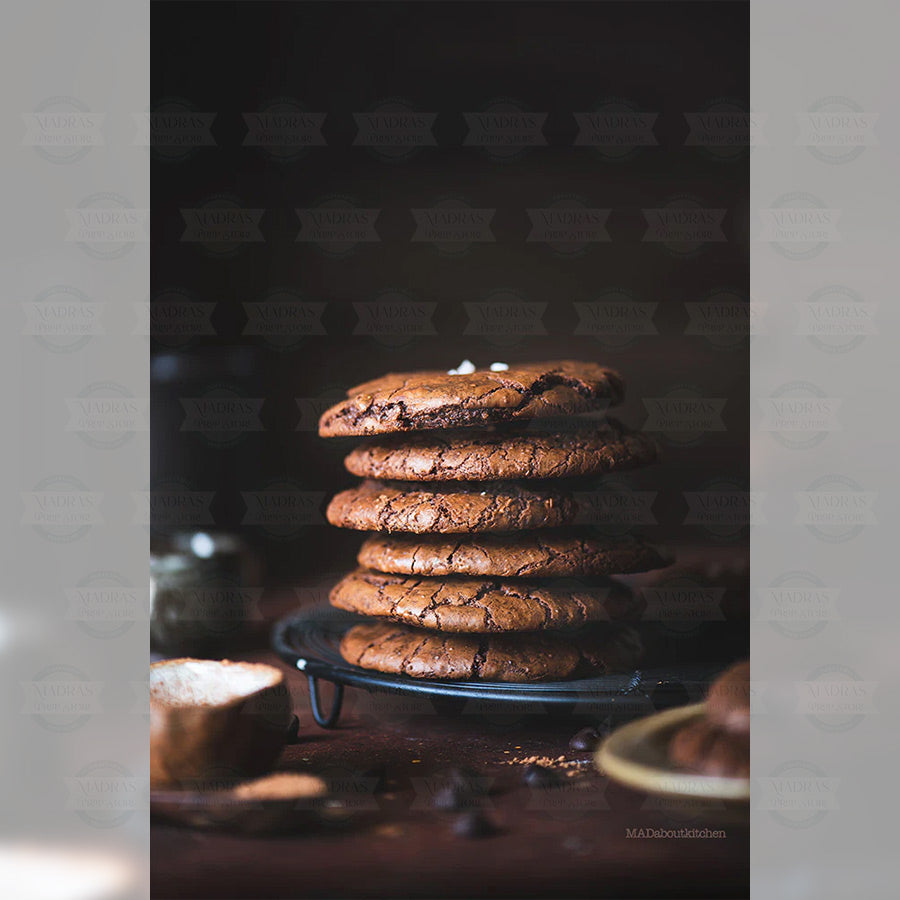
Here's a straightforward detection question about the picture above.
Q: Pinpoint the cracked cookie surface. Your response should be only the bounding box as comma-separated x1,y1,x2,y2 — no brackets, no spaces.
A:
330,568,638,632
339,620,643,682
357,529,669,577
343,420,657,482
318,360,624,437
326,479,577,533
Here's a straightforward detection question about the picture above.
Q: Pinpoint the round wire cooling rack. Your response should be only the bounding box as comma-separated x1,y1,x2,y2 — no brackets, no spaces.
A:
272,606,722,728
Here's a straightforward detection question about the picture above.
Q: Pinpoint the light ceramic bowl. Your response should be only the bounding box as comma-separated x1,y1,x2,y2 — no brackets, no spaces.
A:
596,703,750,802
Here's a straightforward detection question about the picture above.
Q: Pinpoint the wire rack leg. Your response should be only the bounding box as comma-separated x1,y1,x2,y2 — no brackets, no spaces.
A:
308,675,344,728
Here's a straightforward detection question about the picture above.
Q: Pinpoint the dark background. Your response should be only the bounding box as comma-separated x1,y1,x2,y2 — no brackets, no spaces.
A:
151,0,749,587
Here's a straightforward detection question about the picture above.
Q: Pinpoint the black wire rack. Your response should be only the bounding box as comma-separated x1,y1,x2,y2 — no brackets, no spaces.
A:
272,607,728,728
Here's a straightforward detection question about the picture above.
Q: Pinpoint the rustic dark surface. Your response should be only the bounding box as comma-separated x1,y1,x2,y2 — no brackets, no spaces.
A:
151,619,749,899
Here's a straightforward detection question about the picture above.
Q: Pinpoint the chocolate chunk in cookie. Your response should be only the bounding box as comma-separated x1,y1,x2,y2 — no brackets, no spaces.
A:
318,361,624,437
357,530,670,577
343,420,657,482
339,620,642,682
326,479,578,534
329,568,638,632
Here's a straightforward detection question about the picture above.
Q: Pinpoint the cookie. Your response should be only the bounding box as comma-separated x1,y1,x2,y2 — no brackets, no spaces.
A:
668,718,749,779
343,420,657,482
357,530,669,578
329,568,638,632
706,661,750,733
326,479,577,534
339,620,642,682
318,361,624,437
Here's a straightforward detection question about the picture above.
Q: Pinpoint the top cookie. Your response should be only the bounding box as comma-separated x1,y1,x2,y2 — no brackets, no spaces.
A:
318,361,625,437
343,420,658,481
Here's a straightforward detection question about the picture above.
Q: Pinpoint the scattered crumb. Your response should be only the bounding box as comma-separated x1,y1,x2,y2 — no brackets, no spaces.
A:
231,772,327,800
502,755,592,774
374,824,405,838
411,759,421,764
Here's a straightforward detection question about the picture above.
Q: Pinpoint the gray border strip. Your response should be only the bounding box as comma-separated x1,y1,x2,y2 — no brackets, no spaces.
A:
752,1,896,897
1,2,149,898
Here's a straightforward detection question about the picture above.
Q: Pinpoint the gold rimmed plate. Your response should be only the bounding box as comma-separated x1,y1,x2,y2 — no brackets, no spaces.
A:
596,703,750,802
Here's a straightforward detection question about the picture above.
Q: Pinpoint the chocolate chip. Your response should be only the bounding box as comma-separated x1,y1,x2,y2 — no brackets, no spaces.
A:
522,763,562,788
568,726,601,753
452,810,497,839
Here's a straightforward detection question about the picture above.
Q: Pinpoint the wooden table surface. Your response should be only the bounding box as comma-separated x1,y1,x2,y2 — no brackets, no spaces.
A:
151,647,748,899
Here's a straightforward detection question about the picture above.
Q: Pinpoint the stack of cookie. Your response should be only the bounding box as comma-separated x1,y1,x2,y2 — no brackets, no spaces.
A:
318,360,668,683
